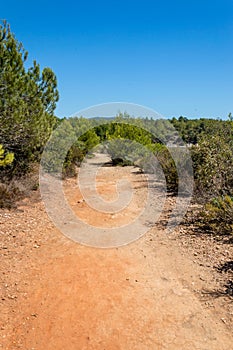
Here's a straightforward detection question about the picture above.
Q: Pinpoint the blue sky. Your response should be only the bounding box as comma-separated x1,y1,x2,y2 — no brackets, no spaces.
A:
1,0,233,118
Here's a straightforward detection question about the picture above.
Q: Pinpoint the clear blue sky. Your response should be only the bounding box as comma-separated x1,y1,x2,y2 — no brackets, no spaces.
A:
1,0,233,119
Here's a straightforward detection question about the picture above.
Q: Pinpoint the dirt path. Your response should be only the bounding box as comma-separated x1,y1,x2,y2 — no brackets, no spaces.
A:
0,154,232,349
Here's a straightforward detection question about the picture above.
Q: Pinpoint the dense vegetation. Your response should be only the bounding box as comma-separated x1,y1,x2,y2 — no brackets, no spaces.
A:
0,21,58,177
0,22,232,237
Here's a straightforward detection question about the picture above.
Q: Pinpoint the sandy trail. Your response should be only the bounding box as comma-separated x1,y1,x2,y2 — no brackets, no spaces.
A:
0,153,232,349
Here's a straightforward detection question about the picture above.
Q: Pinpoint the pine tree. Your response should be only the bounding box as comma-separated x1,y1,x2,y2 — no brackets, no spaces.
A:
0,21,59,175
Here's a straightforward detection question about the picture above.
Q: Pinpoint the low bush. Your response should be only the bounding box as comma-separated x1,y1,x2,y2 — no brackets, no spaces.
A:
199,196,233,235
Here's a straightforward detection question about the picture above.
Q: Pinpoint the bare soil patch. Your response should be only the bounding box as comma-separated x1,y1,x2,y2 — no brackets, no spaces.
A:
0,154,232,349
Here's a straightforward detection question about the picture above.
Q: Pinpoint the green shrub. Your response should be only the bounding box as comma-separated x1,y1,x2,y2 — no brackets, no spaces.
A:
191,132,233,199
155,147,178,193
0,144,14,167
0,21,58,177
199,196,233,235
106,138,141,166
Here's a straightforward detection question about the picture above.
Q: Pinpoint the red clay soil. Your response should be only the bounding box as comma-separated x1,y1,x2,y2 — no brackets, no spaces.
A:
0,155,232,349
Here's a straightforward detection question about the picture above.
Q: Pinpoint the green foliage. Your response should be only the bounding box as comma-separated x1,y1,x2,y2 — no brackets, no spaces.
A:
0,21,59,176
106,138,141,166
64,118,100,174
191,130,233,198
170,116,232,145
0,144,14,166
199,196,233,235
41,118,76,174
96,119,180,192
79,129,100,153
106,121,153,145
63,129,100,176
181,117,233,236
43,114,189,191
155,147,178,192
104,121,153,166
41,117,100,176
